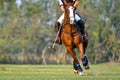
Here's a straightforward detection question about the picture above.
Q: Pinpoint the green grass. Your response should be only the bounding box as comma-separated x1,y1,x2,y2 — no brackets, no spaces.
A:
0,64,119,80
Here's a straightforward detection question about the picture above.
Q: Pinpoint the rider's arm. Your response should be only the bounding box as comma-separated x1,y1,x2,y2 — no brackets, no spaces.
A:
60,5,65,12
58,0,65,12
73,0,79,8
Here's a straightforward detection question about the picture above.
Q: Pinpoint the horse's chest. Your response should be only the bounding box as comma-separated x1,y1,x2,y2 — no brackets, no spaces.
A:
61,33,82,45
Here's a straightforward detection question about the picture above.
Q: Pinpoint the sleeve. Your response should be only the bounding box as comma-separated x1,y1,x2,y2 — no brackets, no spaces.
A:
58,0,63,6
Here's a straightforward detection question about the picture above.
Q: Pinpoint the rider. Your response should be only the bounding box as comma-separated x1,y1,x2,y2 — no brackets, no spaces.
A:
54,0,88,44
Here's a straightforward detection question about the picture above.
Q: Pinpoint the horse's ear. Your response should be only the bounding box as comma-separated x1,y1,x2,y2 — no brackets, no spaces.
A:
63,1,69,10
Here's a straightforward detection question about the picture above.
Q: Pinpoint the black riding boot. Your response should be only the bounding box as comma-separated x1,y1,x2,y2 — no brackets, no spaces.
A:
77,20,88,41
53,22,62,45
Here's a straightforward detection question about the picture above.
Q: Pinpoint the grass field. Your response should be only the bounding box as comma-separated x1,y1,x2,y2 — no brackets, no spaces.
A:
0,64,120,80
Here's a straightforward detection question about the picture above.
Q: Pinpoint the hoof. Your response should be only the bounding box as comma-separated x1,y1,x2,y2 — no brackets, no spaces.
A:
84,65,90,70
48,46,56,51
74,70,78,75
74,70,83,76
79,72,83,76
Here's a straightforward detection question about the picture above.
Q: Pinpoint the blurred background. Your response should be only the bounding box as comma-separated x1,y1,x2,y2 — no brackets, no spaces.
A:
0,0,119,64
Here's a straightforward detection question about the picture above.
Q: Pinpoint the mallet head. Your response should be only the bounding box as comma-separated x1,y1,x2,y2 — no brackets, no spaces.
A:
48,46,56,51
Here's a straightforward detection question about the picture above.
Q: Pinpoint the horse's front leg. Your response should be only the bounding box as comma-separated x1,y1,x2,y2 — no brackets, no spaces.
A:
78,43,84,61
66,46,83,75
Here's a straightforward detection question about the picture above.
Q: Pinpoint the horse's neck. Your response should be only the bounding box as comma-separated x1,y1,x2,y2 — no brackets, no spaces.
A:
63,10,69,23
63,13,76,33
63,17,68,24
63,24,77,33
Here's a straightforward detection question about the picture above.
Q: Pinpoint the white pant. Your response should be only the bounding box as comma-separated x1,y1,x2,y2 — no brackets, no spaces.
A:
57,13,81,24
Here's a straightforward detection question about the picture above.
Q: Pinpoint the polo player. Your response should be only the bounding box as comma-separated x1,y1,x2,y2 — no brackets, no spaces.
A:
54,0,88,44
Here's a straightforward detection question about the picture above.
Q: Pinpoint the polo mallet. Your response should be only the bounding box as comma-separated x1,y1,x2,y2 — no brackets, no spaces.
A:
48,25,62,51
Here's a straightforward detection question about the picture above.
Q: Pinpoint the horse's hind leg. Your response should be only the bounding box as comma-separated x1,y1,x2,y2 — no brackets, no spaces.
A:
82,55,89,69
83,39,89,69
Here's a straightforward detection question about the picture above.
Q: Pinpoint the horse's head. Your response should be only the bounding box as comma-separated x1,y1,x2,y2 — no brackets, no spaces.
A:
68,6,74,24
64,6,75,25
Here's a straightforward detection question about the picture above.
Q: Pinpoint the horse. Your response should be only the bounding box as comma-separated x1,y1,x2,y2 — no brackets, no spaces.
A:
60,2,89,75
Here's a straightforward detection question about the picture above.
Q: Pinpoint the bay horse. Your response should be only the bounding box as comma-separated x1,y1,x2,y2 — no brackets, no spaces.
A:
60,3,89,75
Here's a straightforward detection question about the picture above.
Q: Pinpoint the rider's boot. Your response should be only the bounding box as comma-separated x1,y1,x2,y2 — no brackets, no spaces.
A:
53,22,62,45
77,20,88,41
